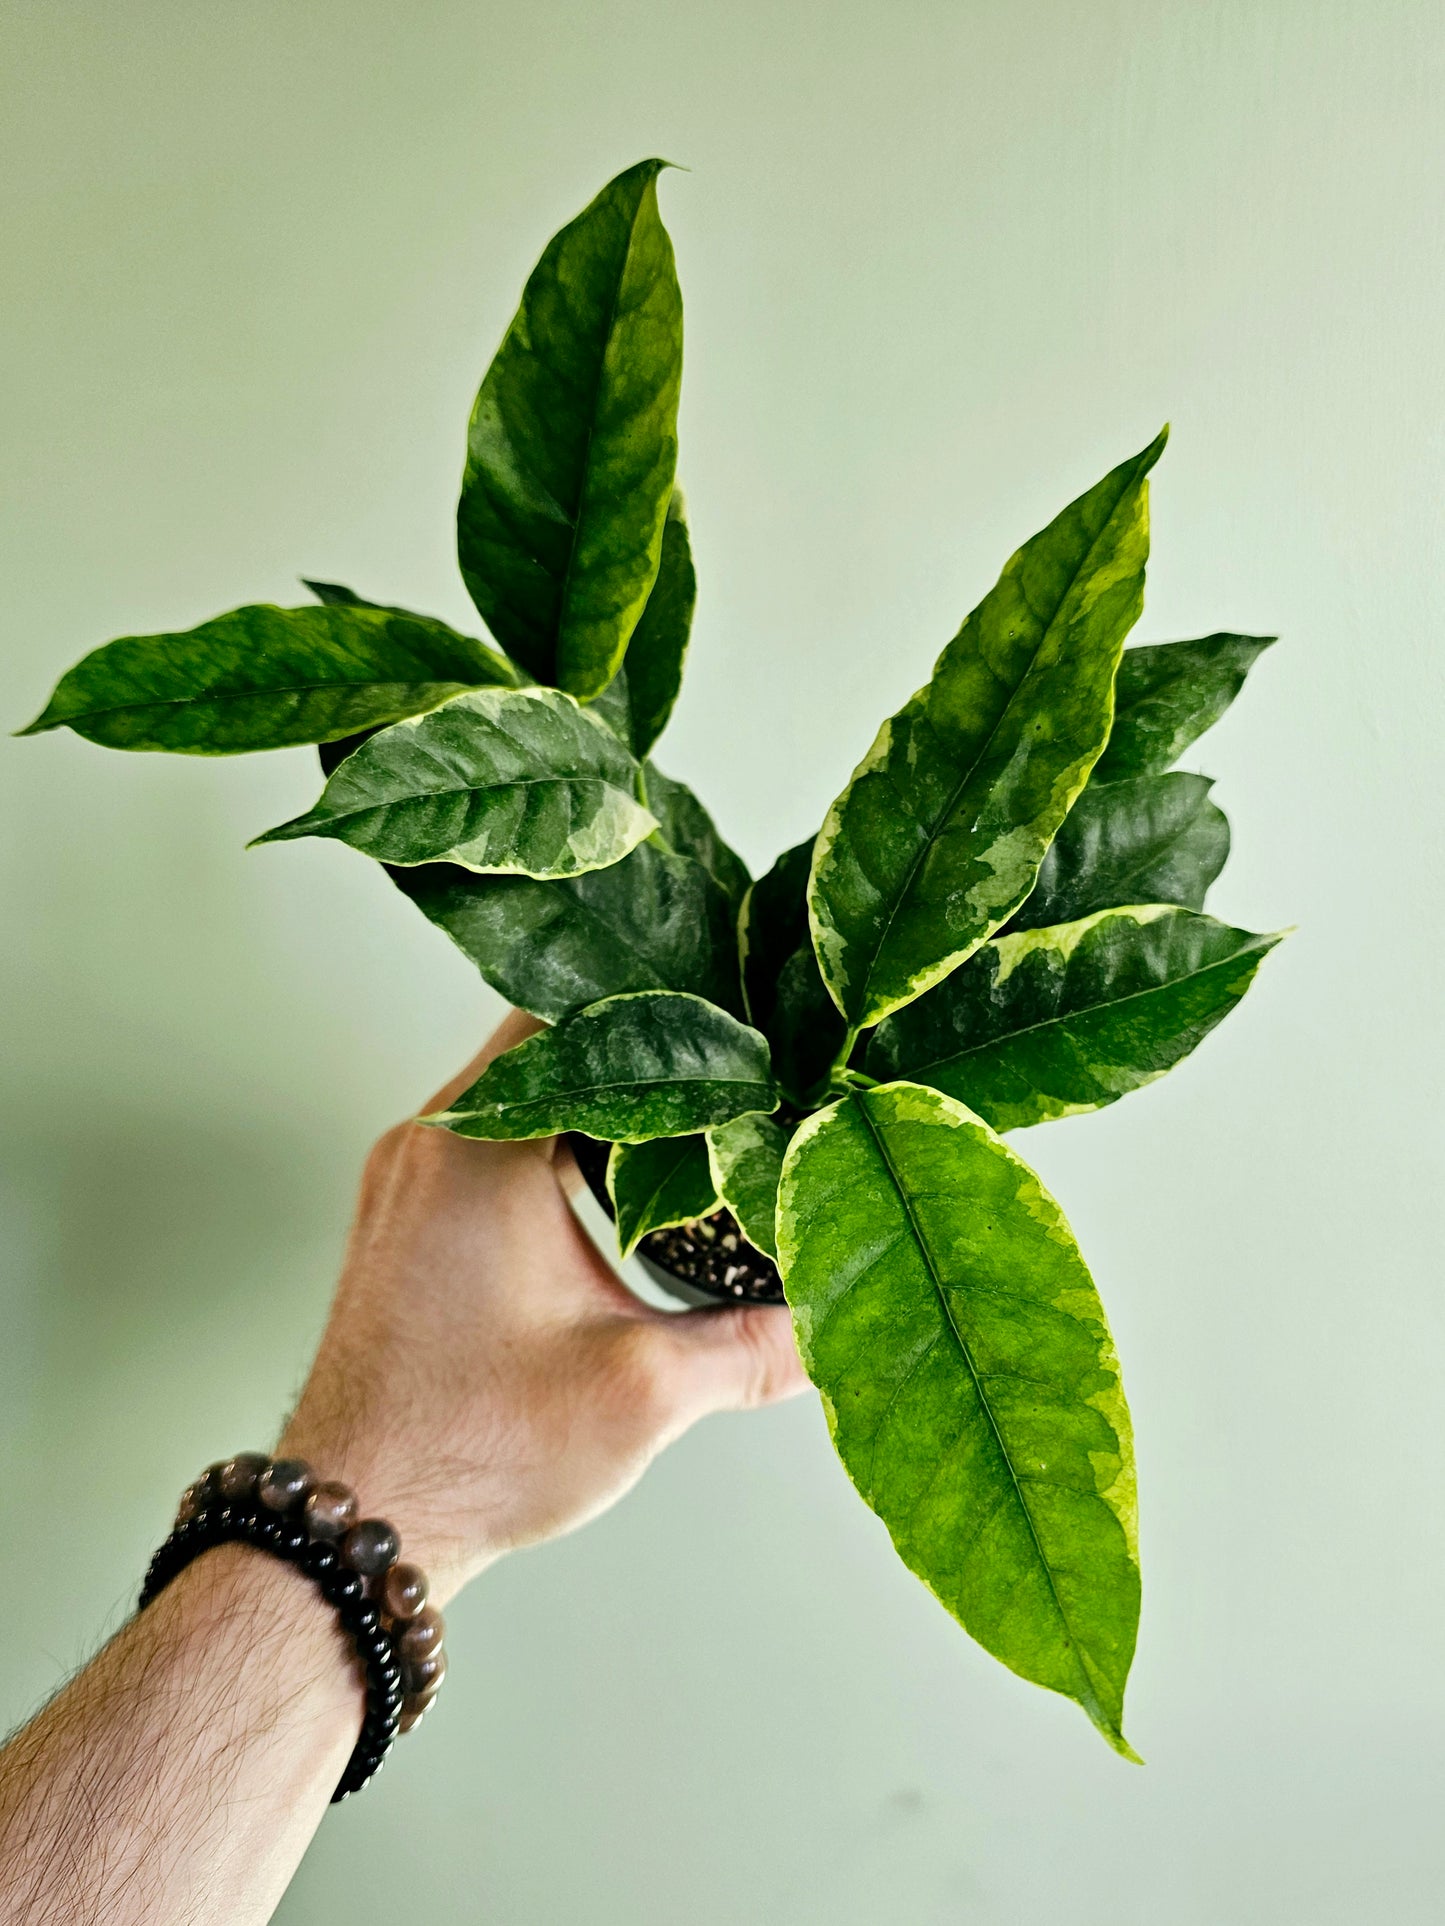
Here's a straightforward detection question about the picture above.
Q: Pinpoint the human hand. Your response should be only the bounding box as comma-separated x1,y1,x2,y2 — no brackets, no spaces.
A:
277,1009,808,1605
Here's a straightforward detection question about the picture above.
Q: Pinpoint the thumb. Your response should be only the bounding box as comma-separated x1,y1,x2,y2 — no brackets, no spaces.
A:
663,1303,811,1419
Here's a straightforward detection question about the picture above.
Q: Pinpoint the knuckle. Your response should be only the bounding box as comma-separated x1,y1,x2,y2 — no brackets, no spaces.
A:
610,1322,679,1423
358,1119,421,1202
732,1307,787,1408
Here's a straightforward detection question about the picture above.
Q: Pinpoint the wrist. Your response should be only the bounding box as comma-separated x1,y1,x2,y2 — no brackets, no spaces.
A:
151,1455,452,1793
273,1421,503,1607
160,1543,366,1741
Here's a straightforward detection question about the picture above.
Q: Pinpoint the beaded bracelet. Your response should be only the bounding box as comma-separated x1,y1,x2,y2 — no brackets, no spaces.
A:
139,1454,446,1802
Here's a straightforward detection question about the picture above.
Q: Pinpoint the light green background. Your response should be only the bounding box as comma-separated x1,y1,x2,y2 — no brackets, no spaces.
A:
3,3,1442,1920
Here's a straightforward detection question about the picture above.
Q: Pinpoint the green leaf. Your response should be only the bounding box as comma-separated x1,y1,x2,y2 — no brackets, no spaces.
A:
643,762,751,909
809,432,1167,1037
457,159,684,699
301,580,384,611
254,686,655,876
865,905,1281,1131
425,991,778,1142
738,839,846,1106
1009,772,1229,931
740,839,813,1028
1095,633,1273,782
706,1112,789,1259
741,857,842,1106
392,837,743,1021
18,604,517,754
587,491,695,756
770,946,850,1109
607,1135,718,1258
777,1081,1140,1755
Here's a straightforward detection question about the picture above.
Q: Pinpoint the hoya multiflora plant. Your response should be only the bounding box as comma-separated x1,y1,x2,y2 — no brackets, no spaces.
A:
23,160,1282,1756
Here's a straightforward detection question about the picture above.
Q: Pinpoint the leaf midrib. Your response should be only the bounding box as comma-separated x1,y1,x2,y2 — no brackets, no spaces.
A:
311,773,639,832
848,476,1141,1021
457,1068,773,1119
43,672,486,725
553,189,647,673
902,935,1266,1073
854,1095,1100,1721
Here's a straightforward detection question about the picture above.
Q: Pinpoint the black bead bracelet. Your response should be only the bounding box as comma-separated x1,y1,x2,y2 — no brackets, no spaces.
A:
139,1456,447,1803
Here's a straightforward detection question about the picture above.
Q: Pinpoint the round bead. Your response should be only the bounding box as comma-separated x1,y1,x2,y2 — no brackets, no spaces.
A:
380,1562,428,1622
175,1482,203,1527
351,1602,381,1639
304,1482,357,1542
257,1459,315,1513
301,1541,338,1580
404,1648,447,1697
337,1594,371,1635
399,1702,430,1736
216,1452,267,1501
254,1513,283,1547
398,1607,443,1663
275,1520,308,1559
198,1461,229,1503
360,1634,394,1673
324,1569,364,1608
342,1519,400,1577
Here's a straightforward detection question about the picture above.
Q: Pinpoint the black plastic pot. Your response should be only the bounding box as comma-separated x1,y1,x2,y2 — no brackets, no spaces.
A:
566,1133,784,1305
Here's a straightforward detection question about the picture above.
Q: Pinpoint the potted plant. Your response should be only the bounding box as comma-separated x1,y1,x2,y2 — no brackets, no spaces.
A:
21,160,1282,1758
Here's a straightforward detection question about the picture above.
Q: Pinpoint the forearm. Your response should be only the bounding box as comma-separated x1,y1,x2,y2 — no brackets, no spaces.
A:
0,1544,365,1926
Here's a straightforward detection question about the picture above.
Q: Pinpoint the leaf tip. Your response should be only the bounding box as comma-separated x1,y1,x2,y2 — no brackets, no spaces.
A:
246,819,307,850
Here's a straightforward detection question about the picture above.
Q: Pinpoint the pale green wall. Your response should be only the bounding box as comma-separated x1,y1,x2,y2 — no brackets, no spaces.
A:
3,3,1442,1920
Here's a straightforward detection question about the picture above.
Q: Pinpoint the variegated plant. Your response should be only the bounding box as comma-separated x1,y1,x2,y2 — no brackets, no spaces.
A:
21,160,1283,1757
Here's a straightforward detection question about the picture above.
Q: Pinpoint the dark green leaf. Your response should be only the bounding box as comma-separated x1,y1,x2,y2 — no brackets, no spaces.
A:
392,837,743,1021
739,839,813,1030
738,838,844,1106
810,433,1167,1038
643,762,750,909
770,945,849,1108
777,1081,1140,1756
1009,772,1229,931
866,905,1281,1131
302,580,384,611
18,604,517,754
607,1135,718,1258
1095,633,1273,782
706,1112,789,1259
425,992,777,1142
587,491,695,756
457,159,683,699
738,839,846,1105
254,687,654,875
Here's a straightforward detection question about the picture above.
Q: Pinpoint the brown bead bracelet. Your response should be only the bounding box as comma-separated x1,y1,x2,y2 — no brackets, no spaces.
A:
139,1454,446,1802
